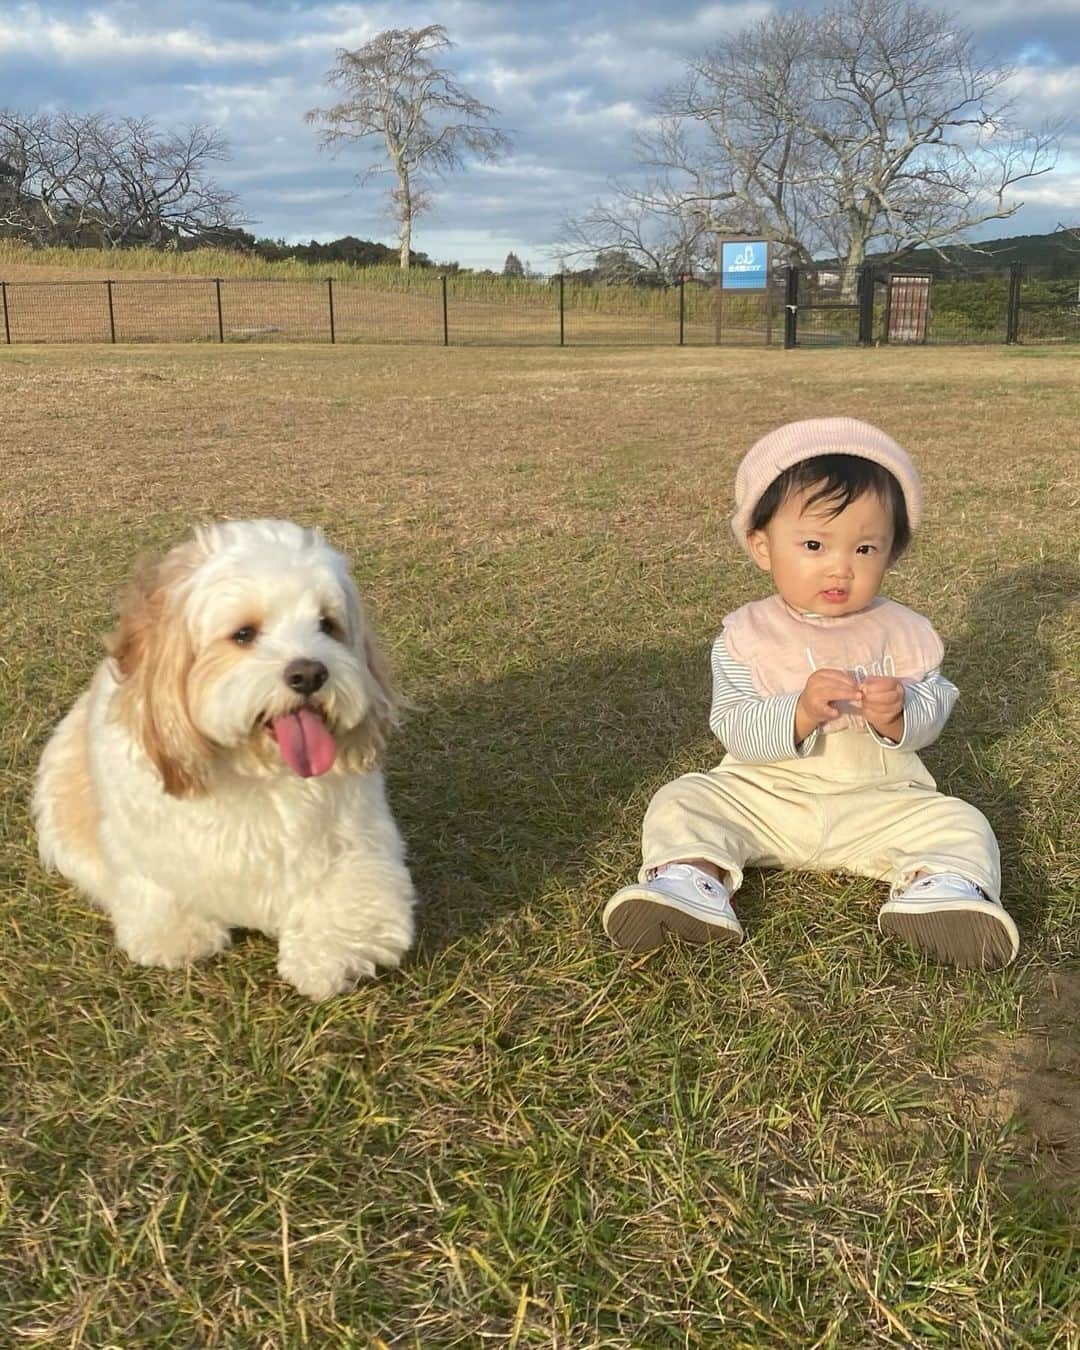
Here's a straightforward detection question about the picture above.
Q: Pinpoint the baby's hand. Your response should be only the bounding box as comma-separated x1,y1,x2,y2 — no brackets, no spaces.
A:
797,668,861,732
859,676,905,725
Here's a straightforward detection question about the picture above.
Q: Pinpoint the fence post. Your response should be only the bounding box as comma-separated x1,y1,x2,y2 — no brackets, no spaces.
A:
214,278,224,343
440,274,448,347
1005,262,1022,344
857,264,875,346
558,273,565,347
765,275,774,347
678,274,686,346
327,277,336,344
784,267,799,349
106,280,116,344
1,281,9,345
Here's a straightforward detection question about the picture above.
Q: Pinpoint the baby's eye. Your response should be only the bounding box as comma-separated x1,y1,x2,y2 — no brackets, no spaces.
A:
856,544,877,555
803,540,822,552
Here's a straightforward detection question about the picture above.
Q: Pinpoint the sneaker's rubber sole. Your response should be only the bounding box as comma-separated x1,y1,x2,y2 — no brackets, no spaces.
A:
603,891,743,953
878,903,1019,970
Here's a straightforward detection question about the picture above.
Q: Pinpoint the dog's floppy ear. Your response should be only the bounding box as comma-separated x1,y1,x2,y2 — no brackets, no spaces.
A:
337,589,404,773
106,540,213,798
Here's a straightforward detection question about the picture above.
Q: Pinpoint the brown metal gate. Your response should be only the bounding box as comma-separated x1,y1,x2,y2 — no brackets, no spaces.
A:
884,274,931,343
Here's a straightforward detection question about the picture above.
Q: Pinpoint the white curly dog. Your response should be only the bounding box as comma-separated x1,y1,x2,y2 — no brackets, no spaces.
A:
34,519,416,1001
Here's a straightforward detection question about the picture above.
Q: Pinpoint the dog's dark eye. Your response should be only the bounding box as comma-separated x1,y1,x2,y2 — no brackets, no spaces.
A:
231,626,258,646
319,616,339,638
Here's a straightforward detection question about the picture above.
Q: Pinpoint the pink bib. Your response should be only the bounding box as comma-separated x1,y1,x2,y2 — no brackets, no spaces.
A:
723,594,944,733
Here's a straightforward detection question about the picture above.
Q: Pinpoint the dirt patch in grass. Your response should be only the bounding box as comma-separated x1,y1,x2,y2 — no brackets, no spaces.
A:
954,969,1080,1185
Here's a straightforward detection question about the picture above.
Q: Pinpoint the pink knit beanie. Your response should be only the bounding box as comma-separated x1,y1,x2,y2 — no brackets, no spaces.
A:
730,417,923,554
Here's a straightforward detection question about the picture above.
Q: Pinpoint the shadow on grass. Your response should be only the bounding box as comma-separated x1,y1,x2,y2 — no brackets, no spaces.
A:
937,562,1080,1190
389,640,709,952
933,561,1080,937
395,562,1078,961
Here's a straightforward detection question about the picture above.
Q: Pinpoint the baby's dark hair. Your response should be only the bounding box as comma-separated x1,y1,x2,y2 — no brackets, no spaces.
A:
750,453,911,559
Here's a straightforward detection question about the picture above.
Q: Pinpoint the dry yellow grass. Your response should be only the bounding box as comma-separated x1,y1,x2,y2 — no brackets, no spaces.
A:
2,343,1075,550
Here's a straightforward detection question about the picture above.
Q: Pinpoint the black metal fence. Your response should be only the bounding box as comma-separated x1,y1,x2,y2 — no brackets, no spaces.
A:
785,260,1080,348
0,261,1076,348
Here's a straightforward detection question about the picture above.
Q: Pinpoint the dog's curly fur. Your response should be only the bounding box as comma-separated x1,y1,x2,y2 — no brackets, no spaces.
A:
33,519,415,1001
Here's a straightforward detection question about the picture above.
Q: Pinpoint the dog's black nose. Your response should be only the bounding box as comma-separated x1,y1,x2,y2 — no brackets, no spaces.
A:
284,658,328,695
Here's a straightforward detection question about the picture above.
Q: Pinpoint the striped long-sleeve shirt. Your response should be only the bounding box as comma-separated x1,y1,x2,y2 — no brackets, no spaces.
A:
708,632,958,763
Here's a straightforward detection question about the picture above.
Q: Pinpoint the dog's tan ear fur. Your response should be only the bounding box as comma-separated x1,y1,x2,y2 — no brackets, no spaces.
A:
336,609,404,774
106,540,212,798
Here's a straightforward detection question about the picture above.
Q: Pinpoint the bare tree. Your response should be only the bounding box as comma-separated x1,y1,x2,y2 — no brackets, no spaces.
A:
566,0,1060,275
306,25,511,269
81,117,241,248
0,108,243,248
0,110,96,244
556,157,735,282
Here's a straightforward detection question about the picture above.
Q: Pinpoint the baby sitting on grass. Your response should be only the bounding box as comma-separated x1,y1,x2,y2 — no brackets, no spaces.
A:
604,417,1019,970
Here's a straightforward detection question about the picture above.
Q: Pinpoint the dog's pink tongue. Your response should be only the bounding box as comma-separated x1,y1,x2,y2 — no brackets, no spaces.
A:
270,708,336,778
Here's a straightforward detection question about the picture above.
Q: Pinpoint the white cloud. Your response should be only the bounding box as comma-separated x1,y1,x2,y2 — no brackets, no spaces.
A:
486,62,539,96
179,79,294,125
274,186,354,204
1011,171,1080,208
0,5,280,62
292,23,383,54
1008,63,1080,101
626,1,773,43
0,0,395,68
555,90,645,129
956,0,1080,25
472,159,559,180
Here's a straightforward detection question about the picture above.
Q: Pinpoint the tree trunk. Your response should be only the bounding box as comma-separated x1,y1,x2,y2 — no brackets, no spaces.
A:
398,167,412,270
841,230,868,300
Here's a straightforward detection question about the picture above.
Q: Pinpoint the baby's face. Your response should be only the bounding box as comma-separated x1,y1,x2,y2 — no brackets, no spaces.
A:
747,485,894,616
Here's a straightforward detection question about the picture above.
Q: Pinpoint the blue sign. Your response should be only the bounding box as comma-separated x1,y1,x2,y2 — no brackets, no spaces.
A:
721,240,769,290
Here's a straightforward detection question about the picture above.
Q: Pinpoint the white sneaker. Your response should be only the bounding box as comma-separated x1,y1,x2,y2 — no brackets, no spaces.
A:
878,873,1019,970
603,864,743,953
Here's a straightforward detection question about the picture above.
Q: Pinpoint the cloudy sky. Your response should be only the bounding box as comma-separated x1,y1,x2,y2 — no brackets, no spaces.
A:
1,0,1078,269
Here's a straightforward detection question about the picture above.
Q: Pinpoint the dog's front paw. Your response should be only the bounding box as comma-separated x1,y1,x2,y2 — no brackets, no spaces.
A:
116,913,232,970
276,948,377,1002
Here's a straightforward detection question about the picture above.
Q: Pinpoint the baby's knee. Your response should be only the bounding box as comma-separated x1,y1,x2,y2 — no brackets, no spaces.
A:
945,796,998,845
643,774,714,827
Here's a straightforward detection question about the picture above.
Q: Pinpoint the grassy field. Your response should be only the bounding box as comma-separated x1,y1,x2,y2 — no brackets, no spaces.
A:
1,342,1079,1346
